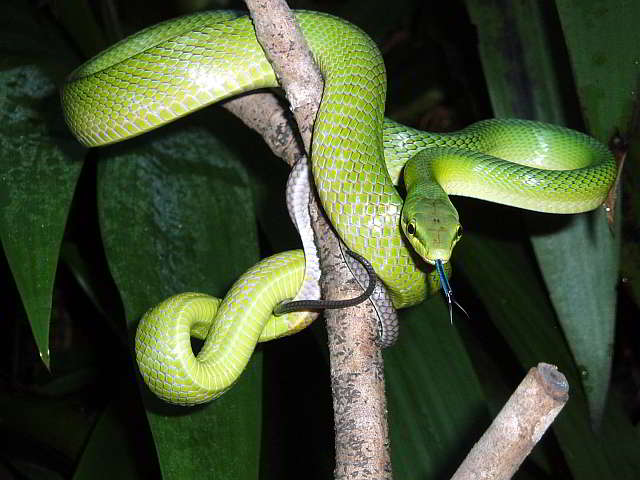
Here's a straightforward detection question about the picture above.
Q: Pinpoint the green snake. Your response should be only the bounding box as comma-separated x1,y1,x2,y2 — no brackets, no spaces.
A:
60,10,616,405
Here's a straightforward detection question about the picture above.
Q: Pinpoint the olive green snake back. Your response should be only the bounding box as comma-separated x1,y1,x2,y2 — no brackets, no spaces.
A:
61,10,616,405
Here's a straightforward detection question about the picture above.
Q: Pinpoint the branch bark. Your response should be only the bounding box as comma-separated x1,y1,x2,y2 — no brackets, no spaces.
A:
222,93,302,167
243,1,392,478
451,363,569,480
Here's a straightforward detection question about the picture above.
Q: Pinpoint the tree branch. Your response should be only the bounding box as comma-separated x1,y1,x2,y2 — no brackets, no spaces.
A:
243,1,392,478
451,363,569,480
245,0,321,152
222,93,302,167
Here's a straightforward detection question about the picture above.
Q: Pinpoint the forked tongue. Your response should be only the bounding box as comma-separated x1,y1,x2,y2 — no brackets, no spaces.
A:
434,259,469,323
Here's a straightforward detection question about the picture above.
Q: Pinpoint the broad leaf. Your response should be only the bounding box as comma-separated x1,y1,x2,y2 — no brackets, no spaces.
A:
97,125,262,479
0,2,85,368
73,377,158,480
555,0,640,423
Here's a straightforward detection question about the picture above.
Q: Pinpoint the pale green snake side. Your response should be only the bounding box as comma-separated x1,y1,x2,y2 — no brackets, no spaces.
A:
60,10,617,405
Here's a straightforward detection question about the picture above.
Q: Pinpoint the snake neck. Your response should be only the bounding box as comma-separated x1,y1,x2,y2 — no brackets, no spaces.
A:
295,14,430,308
383,117,617,214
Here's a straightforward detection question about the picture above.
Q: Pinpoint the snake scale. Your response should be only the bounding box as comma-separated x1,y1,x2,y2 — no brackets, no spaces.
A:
61,10,616,405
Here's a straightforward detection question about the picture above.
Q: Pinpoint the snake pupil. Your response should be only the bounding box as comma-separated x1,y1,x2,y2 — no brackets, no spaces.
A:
456,225,463,239
407,221,416,236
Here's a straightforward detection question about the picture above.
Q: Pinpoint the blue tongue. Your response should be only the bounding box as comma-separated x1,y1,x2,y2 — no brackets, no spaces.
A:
435,259,469,323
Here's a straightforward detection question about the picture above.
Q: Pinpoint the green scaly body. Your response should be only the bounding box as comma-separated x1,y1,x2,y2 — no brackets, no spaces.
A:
61,11,616,405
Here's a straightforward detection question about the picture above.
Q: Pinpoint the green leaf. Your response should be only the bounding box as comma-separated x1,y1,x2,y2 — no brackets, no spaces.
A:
97,126,262,479
73,379,157,480
465,0,619,425
386,299,487,479
73,405,141,480
528,211,618,424
0,1,78,79
554,0,640,141
463,0,569,123
0,7,85,368
553,0,640,425
0,390,92,462
52,0,107,58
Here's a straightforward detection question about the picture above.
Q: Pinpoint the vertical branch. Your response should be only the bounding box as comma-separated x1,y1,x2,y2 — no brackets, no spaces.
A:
245,0,321,153
243,1,392,478
309,201,393,479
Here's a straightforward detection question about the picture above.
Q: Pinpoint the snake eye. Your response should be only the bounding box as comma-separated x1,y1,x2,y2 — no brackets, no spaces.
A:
406,220,416,236
456,225,463,239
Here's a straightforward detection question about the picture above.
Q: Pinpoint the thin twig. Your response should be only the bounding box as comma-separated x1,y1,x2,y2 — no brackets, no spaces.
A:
451,363,569,480
243,1,392,478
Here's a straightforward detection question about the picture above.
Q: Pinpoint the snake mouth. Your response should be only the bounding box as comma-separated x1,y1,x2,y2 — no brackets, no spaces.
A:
424,257,446,266
434,259,449,286
421,254,452,268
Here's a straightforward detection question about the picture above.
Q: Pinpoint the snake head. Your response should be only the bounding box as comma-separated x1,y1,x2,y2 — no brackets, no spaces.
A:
401,198,463,265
